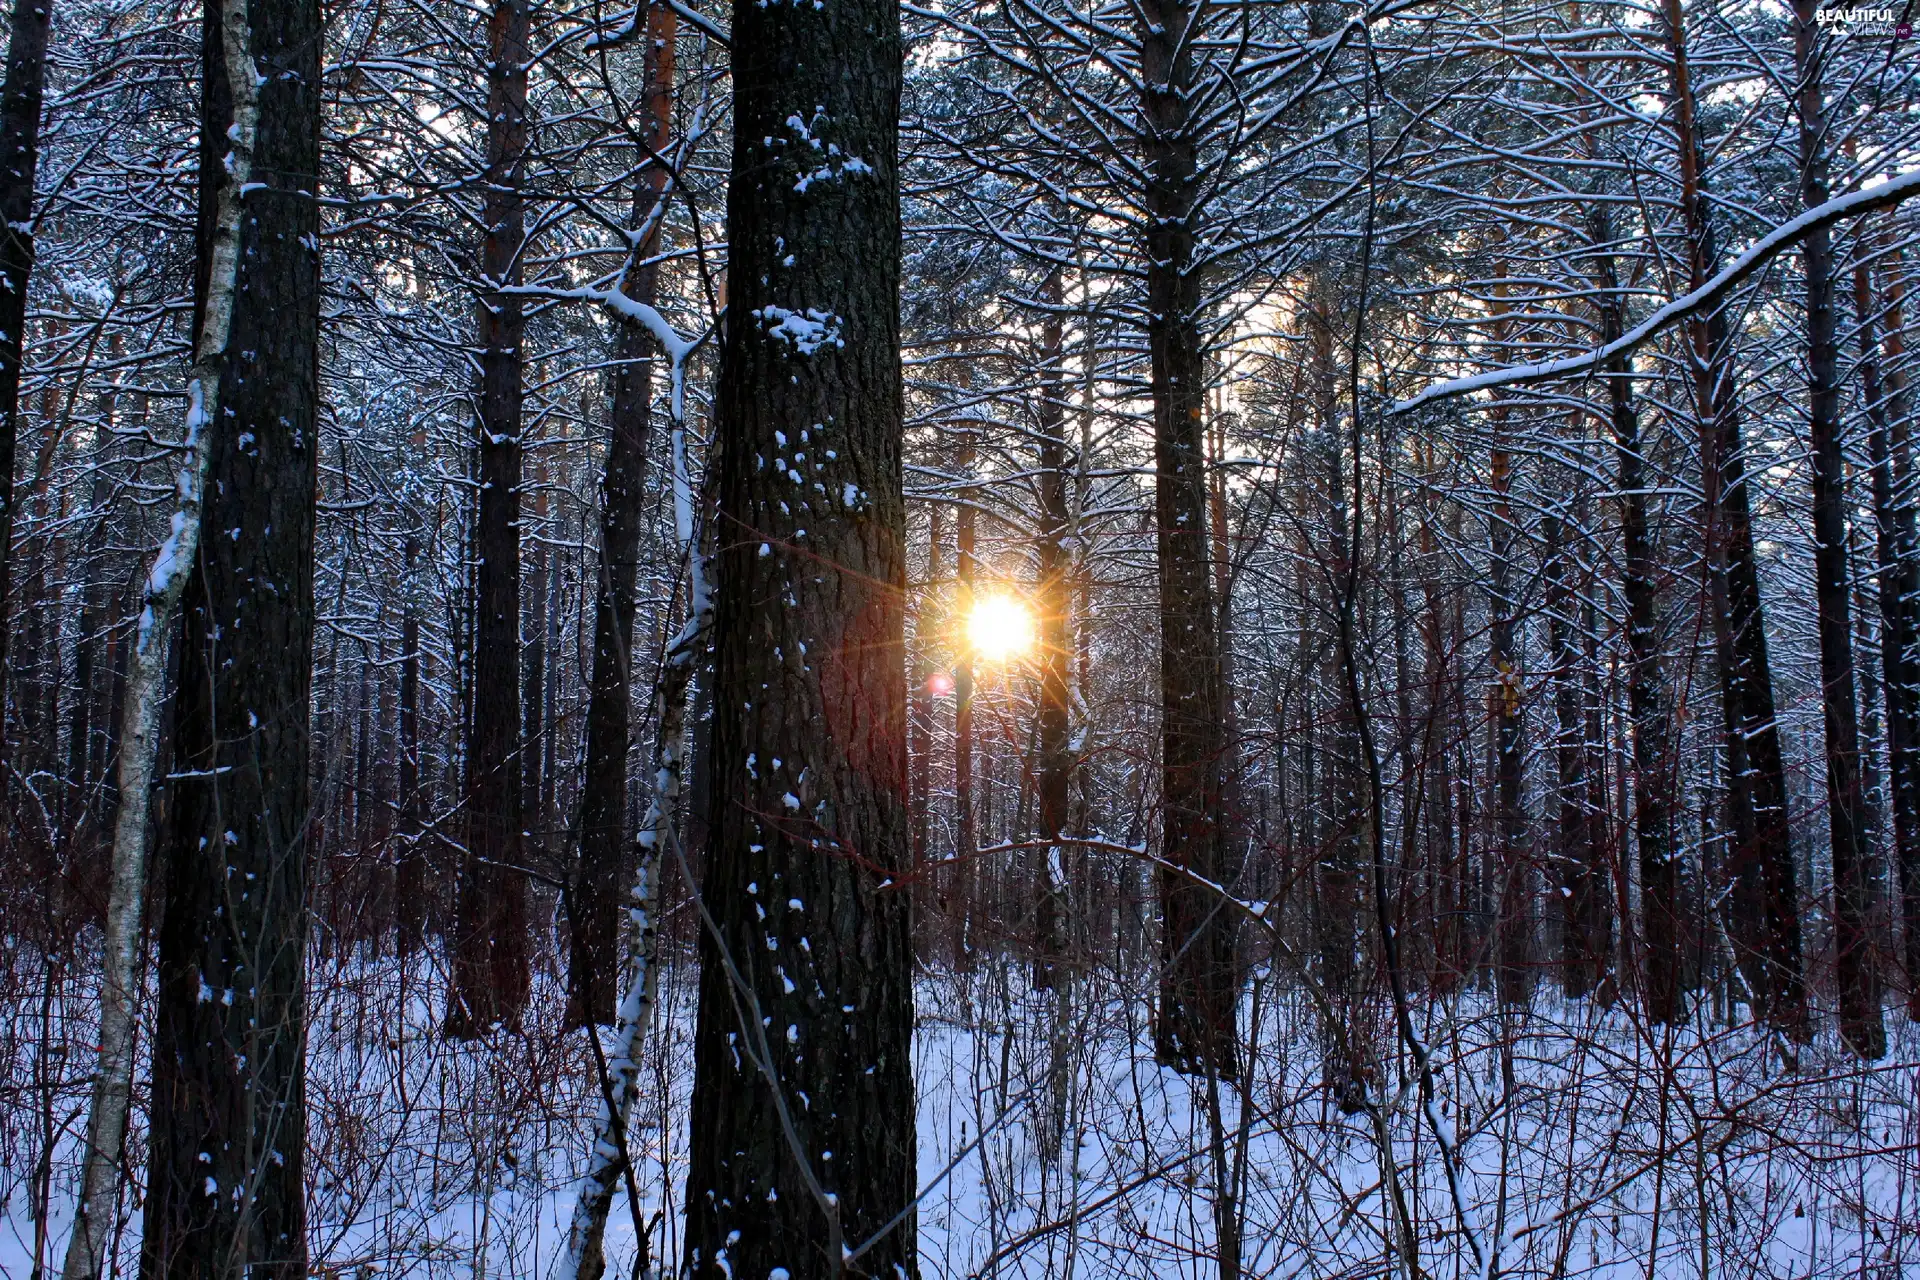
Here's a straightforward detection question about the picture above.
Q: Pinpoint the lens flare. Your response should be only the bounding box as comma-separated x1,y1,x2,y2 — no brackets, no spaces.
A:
966,593,1035,661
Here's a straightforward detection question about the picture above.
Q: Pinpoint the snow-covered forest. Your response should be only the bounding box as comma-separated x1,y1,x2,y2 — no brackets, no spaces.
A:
3,0,1920,1273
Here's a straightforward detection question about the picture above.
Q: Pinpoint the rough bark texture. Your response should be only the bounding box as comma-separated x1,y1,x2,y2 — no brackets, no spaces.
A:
1033,269,1073,1162
1487,288,1529,1010
1795,0,1883,1058
1596,240,1673,1013
1141,0,1238,1079
954,436,976,956
449,0,531,1036
569,7,674,1023
0,0,53,790
1662,0,1807,1035
1034,268,1071,988
395,479,425,953
1543,488,1599,998
140,0,319,1272
679,0,916,1268
1872,255,1920,1014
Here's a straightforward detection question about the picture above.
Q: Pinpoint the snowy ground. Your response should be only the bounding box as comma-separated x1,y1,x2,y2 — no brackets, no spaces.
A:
4,939,1918,1278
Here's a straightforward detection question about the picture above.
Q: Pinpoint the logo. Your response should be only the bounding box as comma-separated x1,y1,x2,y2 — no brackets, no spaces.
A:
1816,6,1909,36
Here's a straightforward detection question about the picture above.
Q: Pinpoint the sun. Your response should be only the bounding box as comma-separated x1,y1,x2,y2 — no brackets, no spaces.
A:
966,593,1035,662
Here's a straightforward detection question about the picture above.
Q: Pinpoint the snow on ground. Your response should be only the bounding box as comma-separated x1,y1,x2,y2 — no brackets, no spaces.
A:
4,938,1917,1278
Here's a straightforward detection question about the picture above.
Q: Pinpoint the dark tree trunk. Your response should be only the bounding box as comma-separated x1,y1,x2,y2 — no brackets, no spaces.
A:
1034,268,1071,987
1597,242,1680,1018
1868,253,1920,1015
1141,0,1237,1079
141,0,319,1270
1487,291,1528,1009
67,471,114,863
1543,487,1599,997
954,436,976,955
0,0,52,792
910,501,940,876
448,0,530,1036
1795,0,1883,1058
395,515,425,954
1415,438,1462,990
679,0,916,1266
522,473,548,857
568,3,672,1026
1662,0,1807,1036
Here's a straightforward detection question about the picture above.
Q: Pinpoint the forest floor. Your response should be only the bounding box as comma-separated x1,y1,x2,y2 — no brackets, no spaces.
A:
3,940,1917,1278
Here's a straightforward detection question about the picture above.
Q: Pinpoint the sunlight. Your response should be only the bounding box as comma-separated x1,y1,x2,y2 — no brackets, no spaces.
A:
966,593,1035,662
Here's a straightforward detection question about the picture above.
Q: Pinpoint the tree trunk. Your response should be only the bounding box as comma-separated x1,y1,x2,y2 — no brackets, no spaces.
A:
137,0,320,1269
60,5,268,1271
1868,251,1920,1015
568,0,674,1028
449,0,531,1036
1543,485,1598,997
679,0,915,1266
1035,268,1071,990
954,435,976,957
523,459,549,857
1592,232,1677,1016
1141,0,1237,1079
396,515,425,953
1795,0,1883,1058
559,381,706,1280
911,501,940,876
1487,287,1529,1010
0,0,52,794
1033,268,1073,1163
1661,0,1807,1036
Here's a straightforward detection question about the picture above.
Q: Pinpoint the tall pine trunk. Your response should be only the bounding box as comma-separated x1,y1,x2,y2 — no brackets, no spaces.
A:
1795,0,1883,1057
1141,0,1237,1079
1868,251,1920,1015
1543,481,1599,996
1033,268,1074,1163
138,0,320,1269
395,432,427,954
1487,286,1529,1009
1594,227,1675,1014
0,0,53,793
1662,0,1807,1035
1034,268,1071,988
568,0,674,1027
954,435,976,956
679,0,916,1266
449,0,531,1035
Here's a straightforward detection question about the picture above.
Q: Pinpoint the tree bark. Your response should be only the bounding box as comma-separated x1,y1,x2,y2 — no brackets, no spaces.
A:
1795,0,1883,1058
1868,251,1920,1015
679,0,916,1266
59,5,268,1271
1543,484,1599,997
1592,232,1676,1014
1035,268,1071,989
1487,286,1529,1010
1033,268,1073,1163
0,0,52,798
560,381,707,1280
954,435,976,957
1661,0,1807,1035
449,0,531,1036
395,446,426,953
1141,0,1237,1079
137,0,320,1269
568,2,674,1027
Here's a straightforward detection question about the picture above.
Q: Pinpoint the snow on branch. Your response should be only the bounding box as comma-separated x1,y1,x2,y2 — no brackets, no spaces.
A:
1390,167,1920,417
